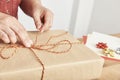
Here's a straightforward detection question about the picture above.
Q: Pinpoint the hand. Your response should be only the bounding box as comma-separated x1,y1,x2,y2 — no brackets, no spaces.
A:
32,5,54,32
0,13,33,47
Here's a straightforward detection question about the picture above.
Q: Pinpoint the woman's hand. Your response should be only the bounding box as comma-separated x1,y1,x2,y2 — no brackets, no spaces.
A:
32,5,54,32
0,12,33,47
20,0,54,32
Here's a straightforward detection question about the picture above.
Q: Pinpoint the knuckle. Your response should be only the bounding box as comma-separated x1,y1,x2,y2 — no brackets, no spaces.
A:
10,16,16,20
8,32,17,43
47,9,54,15
3,18,9,23
5,16,12,20
8,32,15,37
16,29,22,34
0,33,10,43
48,25,51,28
35,20,39,23
47,23,52,27
16,27,24,34
3,16,15,23
11,38,17,43
21,35,29,44
50,11,54,16
0,32,6,38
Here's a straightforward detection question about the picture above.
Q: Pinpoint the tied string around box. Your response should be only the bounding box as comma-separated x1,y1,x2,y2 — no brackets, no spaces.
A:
0,31,81,80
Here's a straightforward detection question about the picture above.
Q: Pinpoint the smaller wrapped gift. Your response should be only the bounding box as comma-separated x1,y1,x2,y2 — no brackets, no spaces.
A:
0,30,104,80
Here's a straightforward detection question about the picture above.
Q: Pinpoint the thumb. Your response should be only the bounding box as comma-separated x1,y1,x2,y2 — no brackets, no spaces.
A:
33,16,42,30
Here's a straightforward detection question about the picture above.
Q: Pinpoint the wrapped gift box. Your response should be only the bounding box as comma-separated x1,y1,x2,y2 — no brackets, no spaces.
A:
0,30,104,80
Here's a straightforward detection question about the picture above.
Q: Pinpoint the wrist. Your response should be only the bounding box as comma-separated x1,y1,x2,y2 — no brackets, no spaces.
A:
20,0,42,17
31,4,44,17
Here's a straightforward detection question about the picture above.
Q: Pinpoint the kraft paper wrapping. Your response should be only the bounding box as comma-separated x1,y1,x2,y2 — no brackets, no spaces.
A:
0,30,104,80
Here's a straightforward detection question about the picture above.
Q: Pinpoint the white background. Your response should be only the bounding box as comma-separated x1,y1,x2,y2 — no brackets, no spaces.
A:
88,0,120,34
18,0,74,31
18,0,120,38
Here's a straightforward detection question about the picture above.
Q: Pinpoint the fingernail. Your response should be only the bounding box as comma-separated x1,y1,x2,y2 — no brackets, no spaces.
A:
4,39,10,43
25,40,33,47
12,38,17,43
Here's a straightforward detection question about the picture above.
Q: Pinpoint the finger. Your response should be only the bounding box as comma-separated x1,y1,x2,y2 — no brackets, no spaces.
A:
0,30,10,43
33,14,42,30
2,27,17,43
11,24,33,47
44,14,53,31
49,14,53,29
41,13,52,32
50,11,54,27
